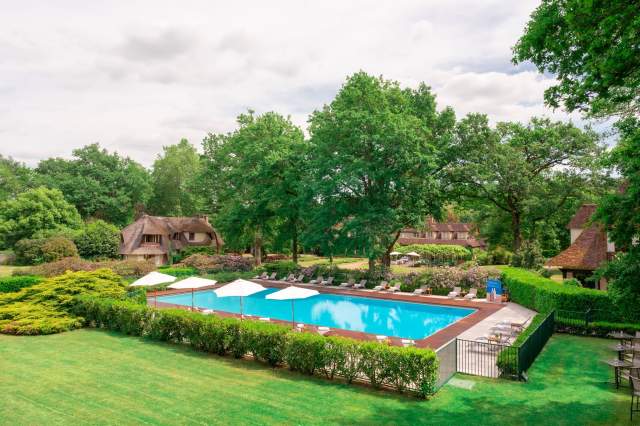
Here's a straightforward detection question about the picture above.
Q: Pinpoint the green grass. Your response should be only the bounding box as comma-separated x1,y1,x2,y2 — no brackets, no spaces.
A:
0,265,29,277
297,255,364,268
0,331,631,425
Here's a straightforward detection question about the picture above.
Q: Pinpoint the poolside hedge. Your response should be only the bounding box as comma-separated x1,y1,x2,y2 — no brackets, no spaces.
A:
73,296,439,398
500,267,625,322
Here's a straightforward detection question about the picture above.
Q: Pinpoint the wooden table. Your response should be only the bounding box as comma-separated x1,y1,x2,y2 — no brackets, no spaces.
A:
604,359,640,388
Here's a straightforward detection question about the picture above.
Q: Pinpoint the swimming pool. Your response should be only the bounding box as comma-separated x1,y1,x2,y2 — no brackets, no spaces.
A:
156,288,475,340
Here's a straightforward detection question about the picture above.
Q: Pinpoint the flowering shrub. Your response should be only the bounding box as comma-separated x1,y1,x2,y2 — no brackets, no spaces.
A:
178,254,254,272
20,257,156,278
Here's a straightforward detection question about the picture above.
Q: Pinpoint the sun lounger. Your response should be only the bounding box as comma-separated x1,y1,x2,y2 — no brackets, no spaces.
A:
340,278,355,288
387,283,401,292
317,326,330,335
293,274,305,283
353,279,367,289
267,272,277,280
321,277,334,286
476,333,510,345
373,281,388,291
259,317,271,322
253,272,268,280
309,275,323,285
447,286,462,298
296,323,305,332
414,285,430,295
376,335,388,343
464,288,478,300
402,339,416,347
280,273,295,282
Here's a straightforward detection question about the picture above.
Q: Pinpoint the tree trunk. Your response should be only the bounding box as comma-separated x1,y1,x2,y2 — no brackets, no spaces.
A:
382,230,402,269
511,212,522,252
291,222,298,264
254,230,263,266
368,257,376,272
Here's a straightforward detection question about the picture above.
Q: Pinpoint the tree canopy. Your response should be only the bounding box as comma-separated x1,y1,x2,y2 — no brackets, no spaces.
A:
513,0,640,117
147,139,204,217
201,111,306,264
0,187,82,248
0,155,36,202
36,144,151,226
453,115,605,251
305,72,456,269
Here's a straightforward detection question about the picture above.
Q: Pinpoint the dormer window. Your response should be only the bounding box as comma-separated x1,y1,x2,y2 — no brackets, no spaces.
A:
143,234,161,244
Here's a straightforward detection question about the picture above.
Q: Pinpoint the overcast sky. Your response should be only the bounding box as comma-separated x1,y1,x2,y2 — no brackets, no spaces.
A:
1,0,582,167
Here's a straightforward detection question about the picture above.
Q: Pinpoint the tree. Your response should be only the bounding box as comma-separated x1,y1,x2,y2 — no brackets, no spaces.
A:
36,144,151,226
147,139,204,216
0,155,36,202
74,220,121,259
201,111,306,265
305,72,456,270
513,1,640,117
0,187,82,248
594,118,640,321
453,115,604,251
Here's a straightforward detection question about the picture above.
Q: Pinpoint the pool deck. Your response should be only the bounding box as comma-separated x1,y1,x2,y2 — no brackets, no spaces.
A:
148,279,505,350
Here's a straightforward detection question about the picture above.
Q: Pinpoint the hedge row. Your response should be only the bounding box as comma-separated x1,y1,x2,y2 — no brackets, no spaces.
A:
555,317,640,337
500,267,624,321
396,244,471,262
73,296,439,398
0,276,43,293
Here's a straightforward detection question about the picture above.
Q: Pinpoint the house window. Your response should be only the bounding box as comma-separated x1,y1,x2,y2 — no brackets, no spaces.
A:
188,232,195,241
144,254,155,260
172,233,180,240
143,234,161,244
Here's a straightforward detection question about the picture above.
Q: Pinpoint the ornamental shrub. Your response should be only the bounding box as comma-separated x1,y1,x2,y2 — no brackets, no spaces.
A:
14,237,79,265
73,296,440,398
178,254,254,273
0,269,126,335
21,257,156,278
500,267,625,321
0,276,42,293
510,240,544,270
74,220,120,259
157,266,199,278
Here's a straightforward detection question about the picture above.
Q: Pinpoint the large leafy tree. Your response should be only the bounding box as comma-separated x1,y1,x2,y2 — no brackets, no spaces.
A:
147,139,204,216
453,115,604,251
0,155,36,202
594,118,640,321
305,72,456,271
513,1,640,117
0,187,82,248
201,111,306,264
36,144,151,226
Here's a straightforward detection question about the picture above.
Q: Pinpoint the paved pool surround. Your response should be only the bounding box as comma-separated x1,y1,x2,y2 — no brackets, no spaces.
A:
149,280,505,350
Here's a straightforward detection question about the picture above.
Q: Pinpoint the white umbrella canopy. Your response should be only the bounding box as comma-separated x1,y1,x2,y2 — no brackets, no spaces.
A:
266,286,319,327
168,277,217,289
266,286,319,301
214,279,267,318
390,251,401,256
168,277,218,310
130,271,177,287
214,279,266,297
406,252,421,257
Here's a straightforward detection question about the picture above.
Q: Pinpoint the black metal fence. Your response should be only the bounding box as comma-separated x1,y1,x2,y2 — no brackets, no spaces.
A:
557,308,614,326
441,311,556,381
518,311,555,375
456,338,518,378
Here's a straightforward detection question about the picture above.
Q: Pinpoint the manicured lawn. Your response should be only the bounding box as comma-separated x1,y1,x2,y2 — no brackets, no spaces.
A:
298,255,365,268
0,265,29,277
0,331,631,425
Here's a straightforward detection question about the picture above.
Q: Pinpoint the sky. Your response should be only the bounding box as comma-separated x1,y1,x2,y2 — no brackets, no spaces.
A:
0,0,583,167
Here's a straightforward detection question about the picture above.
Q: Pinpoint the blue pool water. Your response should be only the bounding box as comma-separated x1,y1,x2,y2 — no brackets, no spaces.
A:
157,288,475,340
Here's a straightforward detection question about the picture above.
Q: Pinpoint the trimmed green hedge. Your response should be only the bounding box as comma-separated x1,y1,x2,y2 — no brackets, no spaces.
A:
73,296,439,398
0,276,43,293
396,244,471,265
500,267,623,321
556,317,640,336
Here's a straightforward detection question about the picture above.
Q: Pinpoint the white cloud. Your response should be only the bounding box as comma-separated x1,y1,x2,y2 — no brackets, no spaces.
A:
0,0,583,167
